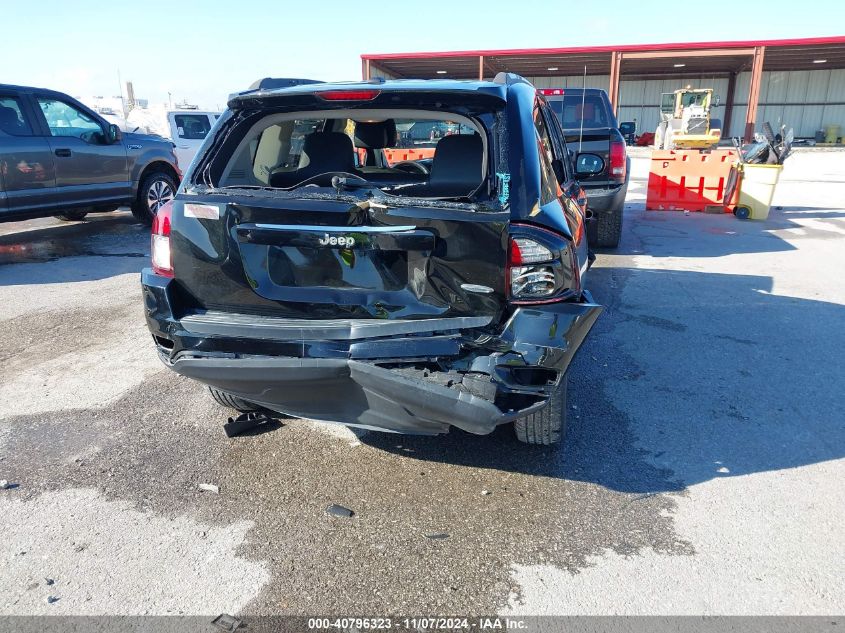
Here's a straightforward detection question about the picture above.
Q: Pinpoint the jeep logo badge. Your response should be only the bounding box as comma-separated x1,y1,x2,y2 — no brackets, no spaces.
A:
317,233,355,247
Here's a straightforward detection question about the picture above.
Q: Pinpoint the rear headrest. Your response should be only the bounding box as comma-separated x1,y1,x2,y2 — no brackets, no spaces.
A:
300,132,355,168
429,133,484,187
354,120,397,149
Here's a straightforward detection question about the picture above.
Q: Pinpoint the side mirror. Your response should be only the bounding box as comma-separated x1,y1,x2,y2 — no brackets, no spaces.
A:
714,95,721,106
106,123,122,144
575,153,604,177
619,121,636,134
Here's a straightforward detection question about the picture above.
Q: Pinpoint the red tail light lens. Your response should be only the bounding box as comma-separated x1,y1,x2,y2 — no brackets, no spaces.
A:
316,90,381,101
151,201,173,278
538,89,565,96
507,237,557,301
610,140,626,182
507,225,581,304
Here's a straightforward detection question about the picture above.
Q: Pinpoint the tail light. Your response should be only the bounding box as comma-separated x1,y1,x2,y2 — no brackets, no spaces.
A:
507,225,580,303
509,238,556,299
151,201,173,277
609,140,626,182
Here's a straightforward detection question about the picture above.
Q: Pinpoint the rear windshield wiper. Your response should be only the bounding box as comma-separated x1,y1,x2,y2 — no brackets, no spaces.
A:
329,175,374,194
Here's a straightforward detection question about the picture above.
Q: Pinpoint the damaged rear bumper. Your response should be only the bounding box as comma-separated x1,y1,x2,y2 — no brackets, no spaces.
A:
142,270,602,435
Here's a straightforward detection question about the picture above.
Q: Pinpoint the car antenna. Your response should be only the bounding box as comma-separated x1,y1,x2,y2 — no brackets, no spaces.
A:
578,64,587,153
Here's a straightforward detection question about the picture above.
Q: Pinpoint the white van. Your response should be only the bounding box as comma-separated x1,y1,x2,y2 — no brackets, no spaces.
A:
125,106,221,167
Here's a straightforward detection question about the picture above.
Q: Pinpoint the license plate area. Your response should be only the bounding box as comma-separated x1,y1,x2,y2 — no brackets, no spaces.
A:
235,223,434,301
266,245,408,291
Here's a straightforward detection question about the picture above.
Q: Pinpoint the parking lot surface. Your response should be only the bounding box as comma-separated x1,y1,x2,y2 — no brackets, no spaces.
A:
1,152,843,616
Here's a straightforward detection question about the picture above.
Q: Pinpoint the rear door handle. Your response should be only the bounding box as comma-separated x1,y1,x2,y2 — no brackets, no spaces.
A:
54,148,72,158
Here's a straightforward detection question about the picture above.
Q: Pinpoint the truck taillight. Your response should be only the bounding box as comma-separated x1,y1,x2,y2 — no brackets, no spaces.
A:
507,227,579,303
610,140,626,182
151,201,173,278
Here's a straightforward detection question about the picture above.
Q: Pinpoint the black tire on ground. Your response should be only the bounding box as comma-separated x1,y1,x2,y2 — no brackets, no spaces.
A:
514,377,567,445
208,387,260,413
589,204,623,248
131,171,177,225
54,210,89,221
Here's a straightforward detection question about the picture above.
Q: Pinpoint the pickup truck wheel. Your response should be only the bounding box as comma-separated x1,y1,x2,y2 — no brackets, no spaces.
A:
514,377,567,445
54,210,89,221
208,387,260,413
131,171,176,225
591,204,623,248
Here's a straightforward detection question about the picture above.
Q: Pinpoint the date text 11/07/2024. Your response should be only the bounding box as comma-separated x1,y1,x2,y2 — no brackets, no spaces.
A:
306,617,528,630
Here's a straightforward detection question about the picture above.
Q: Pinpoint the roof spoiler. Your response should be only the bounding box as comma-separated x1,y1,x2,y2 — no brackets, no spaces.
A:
493,72,532,87
248,77,323,91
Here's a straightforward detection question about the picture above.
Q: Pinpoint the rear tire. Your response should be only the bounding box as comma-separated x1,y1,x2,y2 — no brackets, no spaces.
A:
54,210,88,221
590,204,623,248
208,387,260,413
514,377,567,445
131,171,177,225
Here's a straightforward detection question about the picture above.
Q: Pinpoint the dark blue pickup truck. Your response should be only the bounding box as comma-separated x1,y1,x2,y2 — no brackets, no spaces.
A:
541,88,629,247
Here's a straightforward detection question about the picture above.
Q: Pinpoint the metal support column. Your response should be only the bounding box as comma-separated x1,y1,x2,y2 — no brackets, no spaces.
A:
723,71,737,137
744,46,766,142
608,51,622,115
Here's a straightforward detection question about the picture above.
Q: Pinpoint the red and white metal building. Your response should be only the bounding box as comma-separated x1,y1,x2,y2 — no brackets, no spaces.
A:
361,36,845,141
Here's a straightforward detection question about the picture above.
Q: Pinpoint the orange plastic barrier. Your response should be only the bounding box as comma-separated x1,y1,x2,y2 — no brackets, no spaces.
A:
384,147,436,166
646,149,739,213
355,147,437,167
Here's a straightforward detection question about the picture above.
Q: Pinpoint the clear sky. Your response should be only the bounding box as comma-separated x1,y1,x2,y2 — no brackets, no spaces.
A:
2,0,843,110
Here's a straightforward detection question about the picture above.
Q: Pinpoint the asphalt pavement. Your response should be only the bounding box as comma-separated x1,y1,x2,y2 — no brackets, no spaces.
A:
0,152,843,617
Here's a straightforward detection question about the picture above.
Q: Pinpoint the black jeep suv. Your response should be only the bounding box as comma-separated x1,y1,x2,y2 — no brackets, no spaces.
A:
141,74,603,445
0,84,180,224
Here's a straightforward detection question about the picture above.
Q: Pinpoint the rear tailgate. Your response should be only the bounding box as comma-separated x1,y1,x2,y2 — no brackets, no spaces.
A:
169,84,512,325
170,194,509,322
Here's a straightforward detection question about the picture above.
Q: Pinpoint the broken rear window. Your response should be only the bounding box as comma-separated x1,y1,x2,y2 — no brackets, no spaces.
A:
209,108,500,201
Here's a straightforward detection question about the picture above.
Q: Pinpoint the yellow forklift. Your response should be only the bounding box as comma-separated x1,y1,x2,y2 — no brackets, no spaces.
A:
654,87,722,150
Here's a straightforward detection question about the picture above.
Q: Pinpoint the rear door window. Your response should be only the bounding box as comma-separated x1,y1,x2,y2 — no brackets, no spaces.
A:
548,94,609,129
174,114,212,140
0,96,33,136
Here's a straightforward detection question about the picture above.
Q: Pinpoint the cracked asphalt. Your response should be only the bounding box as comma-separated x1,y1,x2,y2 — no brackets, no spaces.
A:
0,151,843,617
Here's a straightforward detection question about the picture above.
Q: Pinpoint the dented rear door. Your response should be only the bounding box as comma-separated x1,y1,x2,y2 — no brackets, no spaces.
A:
170,194,510,322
